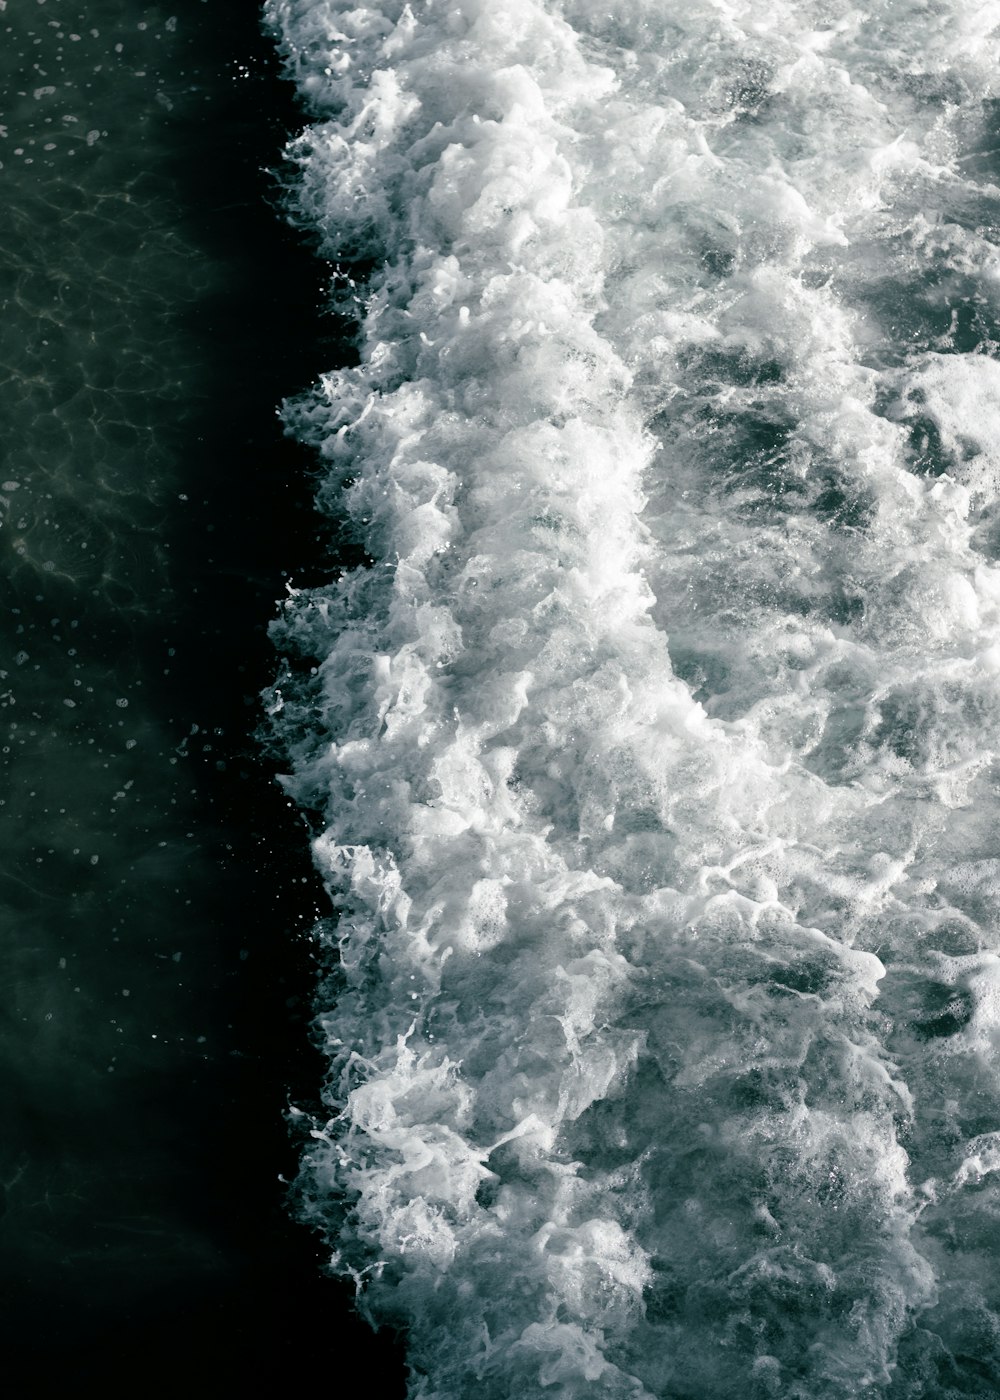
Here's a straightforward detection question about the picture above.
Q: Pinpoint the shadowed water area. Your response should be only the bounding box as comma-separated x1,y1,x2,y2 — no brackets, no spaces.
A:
0,0,405,1385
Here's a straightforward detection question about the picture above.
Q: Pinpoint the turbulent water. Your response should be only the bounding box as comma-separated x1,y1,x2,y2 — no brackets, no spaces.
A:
265,1,1000,1394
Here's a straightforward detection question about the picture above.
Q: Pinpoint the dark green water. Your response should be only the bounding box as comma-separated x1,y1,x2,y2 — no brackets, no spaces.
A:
0,0,404,1384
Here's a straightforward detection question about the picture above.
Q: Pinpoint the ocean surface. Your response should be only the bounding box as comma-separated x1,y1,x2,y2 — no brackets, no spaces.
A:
0,0,405,1385
263,1,1000,1396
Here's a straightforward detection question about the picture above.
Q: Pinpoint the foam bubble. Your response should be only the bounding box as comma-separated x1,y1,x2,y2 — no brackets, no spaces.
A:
266,0,1000,1393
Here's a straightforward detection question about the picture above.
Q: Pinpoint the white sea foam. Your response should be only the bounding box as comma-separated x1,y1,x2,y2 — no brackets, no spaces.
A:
265,1,1000,1393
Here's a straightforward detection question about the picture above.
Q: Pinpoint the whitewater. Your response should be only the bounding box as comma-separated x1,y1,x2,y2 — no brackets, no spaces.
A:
263,1,1000,1394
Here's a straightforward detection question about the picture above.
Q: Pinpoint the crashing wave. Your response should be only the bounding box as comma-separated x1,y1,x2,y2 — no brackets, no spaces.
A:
264,2,1000,1394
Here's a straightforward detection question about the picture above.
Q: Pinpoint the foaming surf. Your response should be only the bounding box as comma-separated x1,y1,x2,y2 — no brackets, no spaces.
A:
264,2,1000,1394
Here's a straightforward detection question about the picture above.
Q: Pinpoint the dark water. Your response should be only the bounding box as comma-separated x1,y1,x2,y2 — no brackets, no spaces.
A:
0,0,405,1384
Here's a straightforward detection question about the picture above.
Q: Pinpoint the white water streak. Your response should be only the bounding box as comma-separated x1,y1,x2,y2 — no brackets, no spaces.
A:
266,2,1000,1394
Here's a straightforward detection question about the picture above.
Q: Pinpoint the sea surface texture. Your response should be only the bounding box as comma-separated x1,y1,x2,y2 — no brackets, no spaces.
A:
0,0,388,1378
266,1,1000,1394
